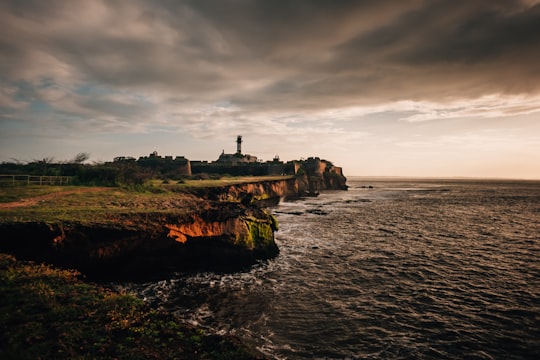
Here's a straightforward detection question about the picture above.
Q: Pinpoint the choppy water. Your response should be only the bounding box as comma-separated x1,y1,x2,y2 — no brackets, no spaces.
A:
119,178,540,359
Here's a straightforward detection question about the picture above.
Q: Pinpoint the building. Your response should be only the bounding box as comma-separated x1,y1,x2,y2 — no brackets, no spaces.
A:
216,135,258,165
136,151,192,176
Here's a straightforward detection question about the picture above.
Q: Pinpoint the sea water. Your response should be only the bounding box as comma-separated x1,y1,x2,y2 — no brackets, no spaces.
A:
119,178,540,359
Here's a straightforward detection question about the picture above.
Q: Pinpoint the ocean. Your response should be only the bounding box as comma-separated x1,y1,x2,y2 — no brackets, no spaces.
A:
118,178,540,359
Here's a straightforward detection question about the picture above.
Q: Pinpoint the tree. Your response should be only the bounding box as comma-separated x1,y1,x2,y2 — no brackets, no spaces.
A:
33,157,55,164
71,153,90,164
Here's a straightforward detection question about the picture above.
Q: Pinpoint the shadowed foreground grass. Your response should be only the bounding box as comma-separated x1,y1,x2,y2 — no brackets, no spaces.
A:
0,254,263,359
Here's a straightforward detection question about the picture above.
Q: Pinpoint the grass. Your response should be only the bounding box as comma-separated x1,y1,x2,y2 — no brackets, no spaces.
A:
0,176,291,224
0,186,200,224
149,175,293,189
0,253,263,359
0,175,292,203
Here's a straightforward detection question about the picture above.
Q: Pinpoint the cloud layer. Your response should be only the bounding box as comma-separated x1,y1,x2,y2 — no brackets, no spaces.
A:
1,0,539,176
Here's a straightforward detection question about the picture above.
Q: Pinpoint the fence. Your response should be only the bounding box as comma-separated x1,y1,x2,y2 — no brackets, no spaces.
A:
0,174,73,186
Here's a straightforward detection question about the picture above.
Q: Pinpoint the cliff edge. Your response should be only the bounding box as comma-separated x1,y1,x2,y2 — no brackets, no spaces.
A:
0,163,346,279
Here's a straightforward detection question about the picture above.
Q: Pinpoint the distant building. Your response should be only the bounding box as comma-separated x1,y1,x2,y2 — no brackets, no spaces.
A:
136,151,192,176
236,135,242,154
216,135,258,165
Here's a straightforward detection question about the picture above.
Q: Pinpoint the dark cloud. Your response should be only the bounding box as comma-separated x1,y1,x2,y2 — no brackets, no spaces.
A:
1,0,539,125
384,2,540,66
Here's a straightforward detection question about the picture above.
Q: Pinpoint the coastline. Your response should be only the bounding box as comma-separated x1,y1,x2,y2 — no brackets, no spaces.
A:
0,172,347,358
0,179,285,359
0,169,347,279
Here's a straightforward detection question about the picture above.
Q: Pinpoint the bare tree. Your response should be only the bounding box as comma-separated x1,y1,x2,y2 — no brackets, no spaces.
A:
71,152,90,164
33,157,55,164
9,158,23,164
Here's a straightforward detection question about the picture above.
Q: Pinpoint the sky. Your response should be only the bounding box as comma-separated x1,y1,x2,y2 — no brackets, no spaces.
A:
1,0,540,179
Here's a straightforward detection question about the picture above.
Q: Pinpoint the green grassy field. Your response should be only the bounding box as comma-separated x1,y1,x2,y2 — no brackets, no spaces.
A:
0,176,291,223
0,185,76,203
1,176,292,202
0,186,195,224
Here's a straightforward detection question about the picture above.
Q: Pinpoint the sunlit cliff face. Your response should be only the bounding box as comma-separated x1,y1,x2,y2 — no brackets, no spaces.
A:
166,217,245,245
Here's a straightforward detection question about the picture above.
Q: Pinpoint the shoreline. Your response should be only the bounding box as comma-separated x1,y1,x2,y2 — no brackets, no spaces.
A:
0,174,347,358
0,180,283,358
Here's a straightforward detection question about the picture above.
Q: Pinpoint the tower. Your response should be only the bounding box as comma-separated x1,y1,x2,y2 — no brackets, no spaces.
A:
236,135,242,154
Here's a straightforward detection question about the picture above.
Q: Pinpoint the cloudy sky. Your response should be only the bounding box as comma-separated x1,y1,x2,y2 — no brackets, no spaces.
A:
1,0,539,178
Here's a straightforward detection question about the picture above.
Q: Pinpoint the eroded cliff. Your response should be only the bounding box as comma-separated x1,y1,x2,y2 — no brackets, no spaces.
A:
296,157,348,195
193,178,298,204
194,162,348,203
0,200,279,280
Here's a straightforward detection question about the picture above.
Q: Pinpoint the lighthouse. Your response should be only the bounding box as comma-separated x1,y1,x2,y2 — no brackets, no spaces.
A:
236,135,242,154
216,135,258,164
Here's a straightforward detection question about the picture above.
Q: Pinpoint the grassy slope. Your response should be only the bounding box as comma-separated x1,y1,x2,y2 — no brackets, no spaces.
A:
0,254,263,359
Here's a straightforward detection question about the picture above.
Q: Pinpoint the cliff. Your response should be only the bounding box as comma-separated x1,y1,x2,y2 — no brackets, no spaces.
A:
0,201,278,280
294,157,348,195
193,160,347,202
0,166,346,279
193,178,298,204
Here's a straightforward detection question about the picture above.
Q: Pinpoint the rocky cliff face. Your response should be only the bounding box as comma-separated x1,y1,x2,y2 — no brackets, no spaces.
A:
194,163,347,203
193,178,298,204
0,203,279,280
295,157,348,195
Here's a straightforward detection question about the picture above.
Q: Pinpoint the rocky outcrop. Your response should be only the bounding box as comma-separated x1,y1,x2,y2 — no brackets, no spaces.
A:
0,203,279,280
294,157,348,196
193,178,298,204
193,161,347,203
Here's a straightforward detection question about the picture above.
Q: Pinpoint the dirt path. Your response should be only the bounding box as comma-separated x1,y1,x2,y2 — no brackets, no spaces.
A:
0,188,110,209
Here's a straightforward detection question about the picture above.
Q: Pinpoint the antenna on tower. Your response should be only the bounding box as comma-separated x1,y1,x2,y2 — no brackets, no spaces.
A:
236,135,242,154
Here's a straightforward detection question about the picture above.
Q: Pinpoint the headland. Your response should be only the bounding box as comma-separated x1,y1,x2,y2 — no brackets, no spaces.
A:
0,141,347,358
0,143,347,279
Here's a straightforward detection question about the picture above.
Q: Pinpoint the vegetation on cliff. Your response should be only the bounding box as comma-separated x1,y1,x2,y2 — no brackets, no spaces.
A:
241,216,279,256
0,254,263,359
